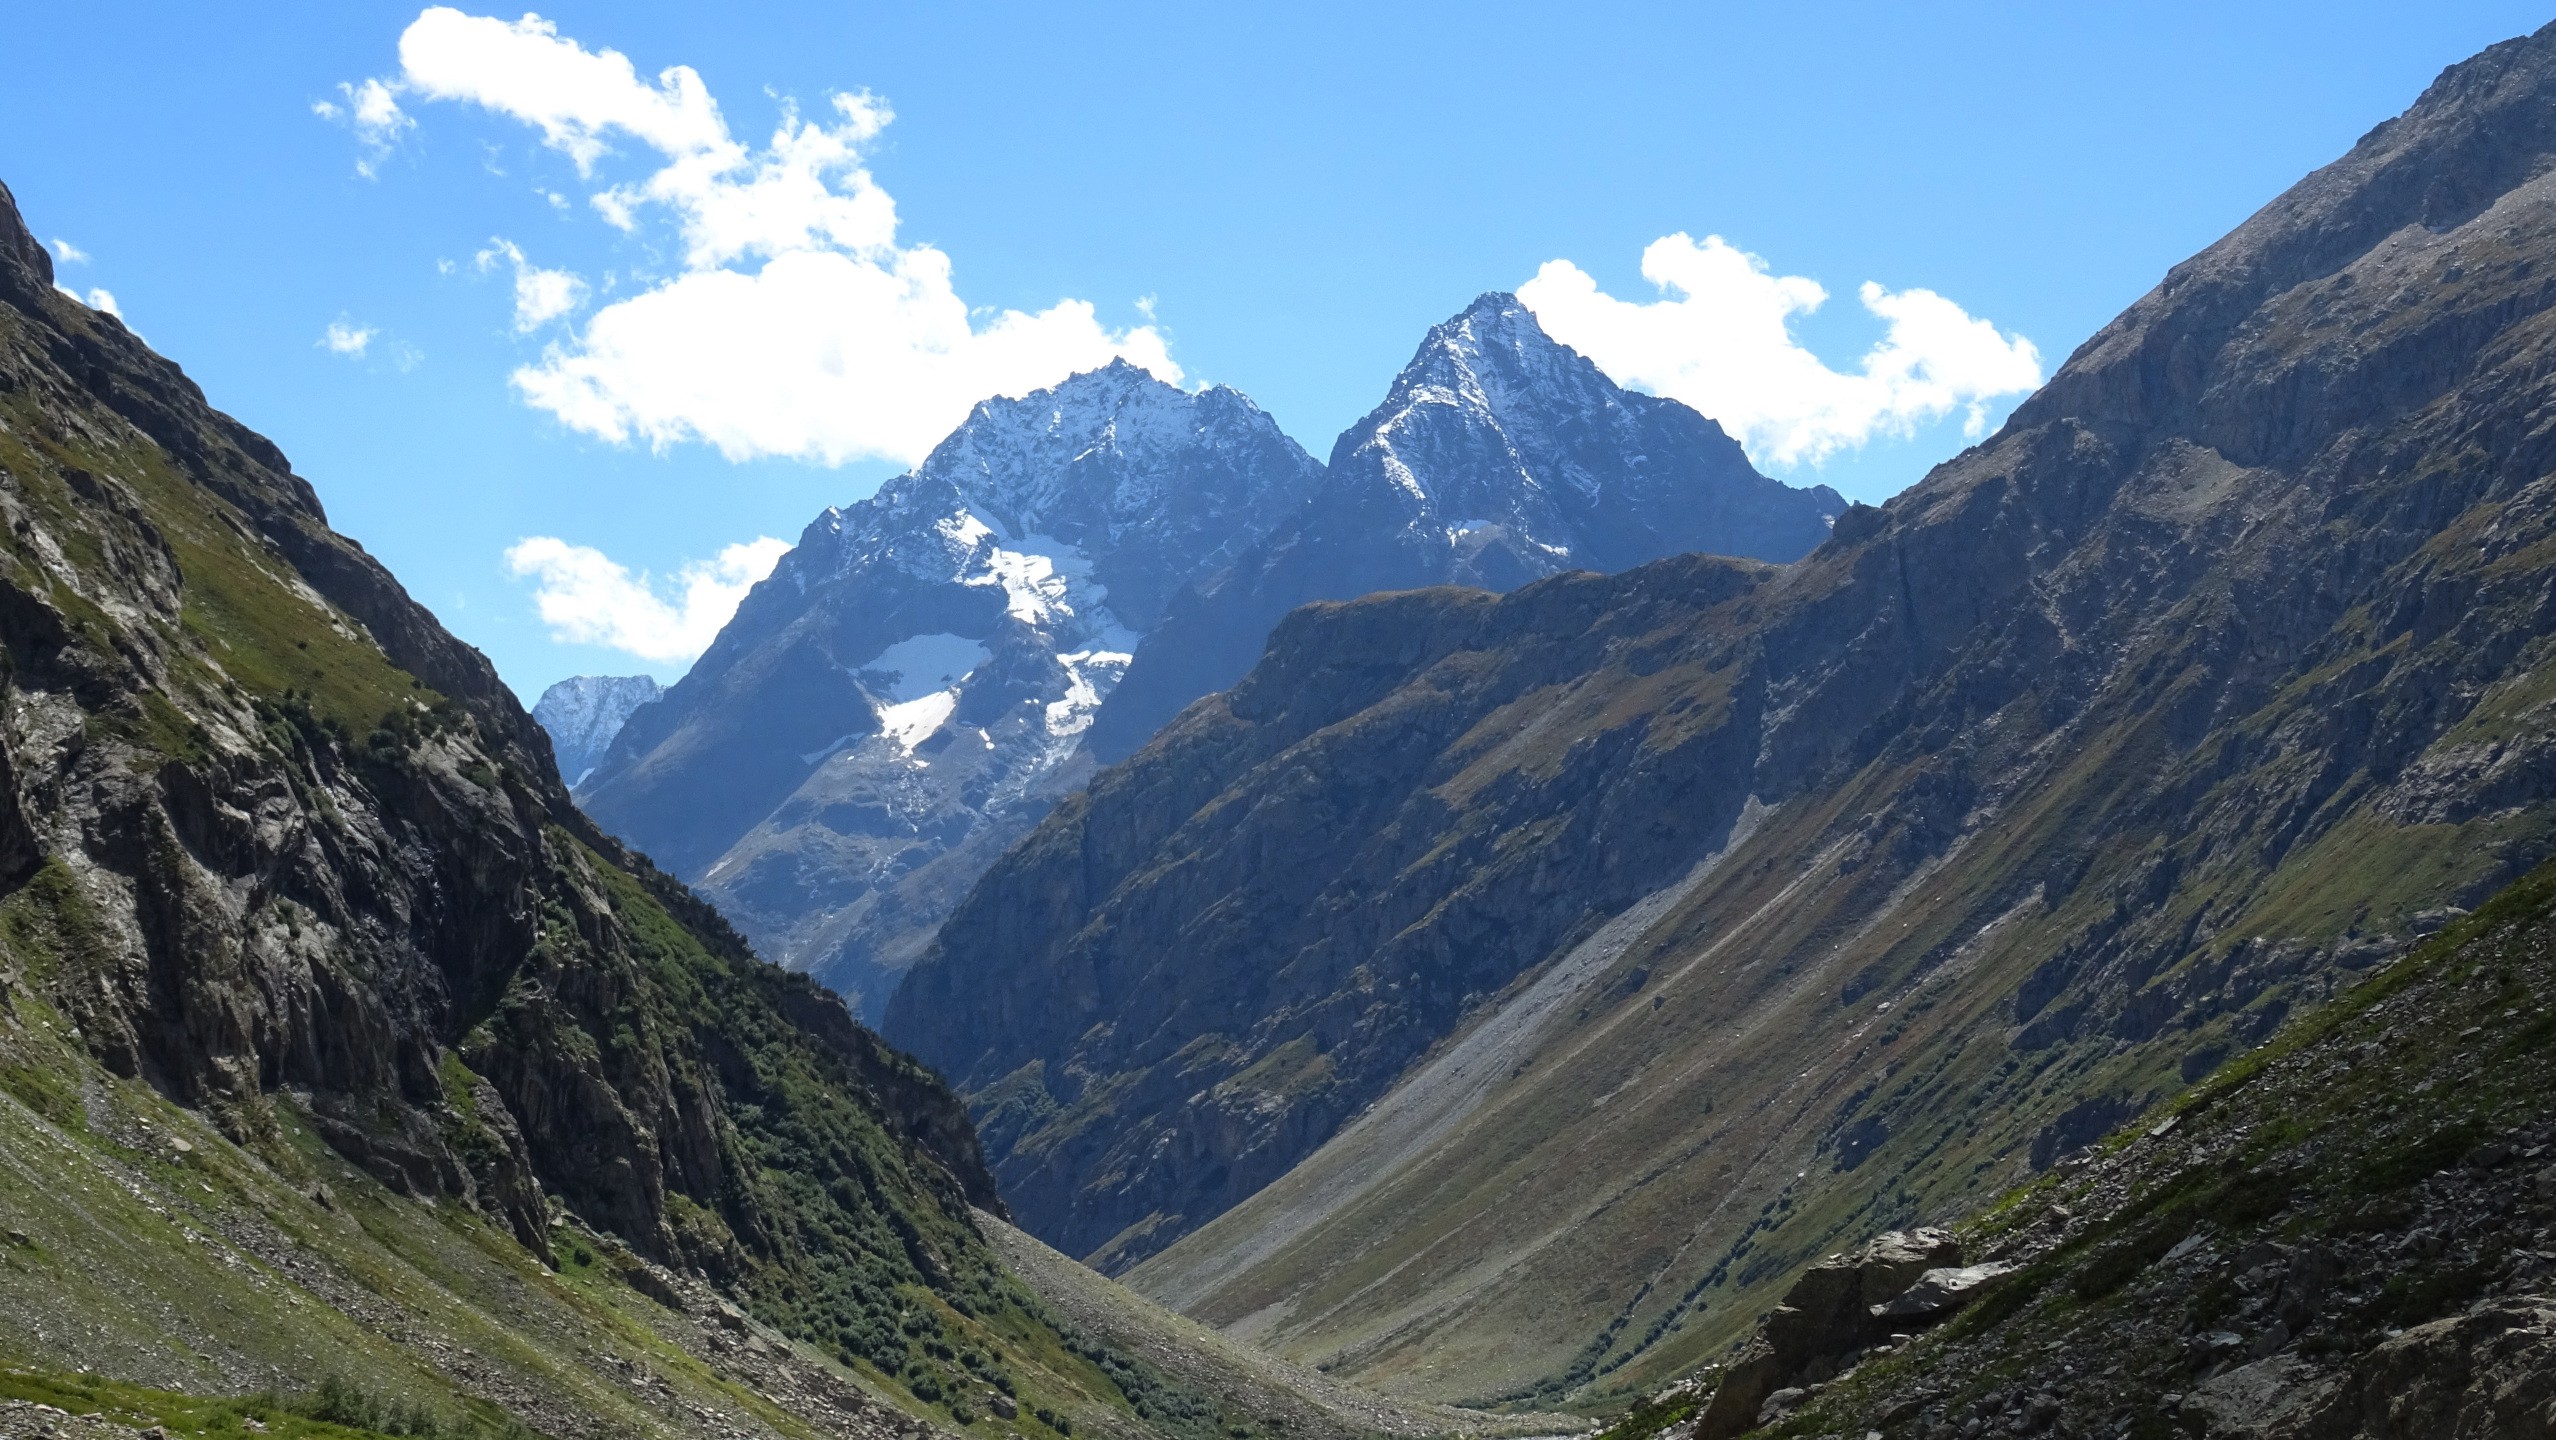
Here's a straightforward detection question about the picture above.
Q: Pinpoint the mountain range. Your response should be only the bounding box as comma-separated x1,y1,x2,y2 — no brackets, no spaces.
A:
569,363,1326,1016
0,174,1450,1440
888,19,2556,1409
19,18,2556,1440
1082,292,1845,761
565,302,1841,1019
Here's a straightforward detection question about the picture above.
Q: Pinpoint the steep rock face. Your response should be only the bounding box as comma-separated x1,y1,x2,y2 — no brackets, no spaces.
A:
0,175,1172,1431
891,23,2556,1396
1082,293,1843,761
534,672,662,785
579,364,1321,1017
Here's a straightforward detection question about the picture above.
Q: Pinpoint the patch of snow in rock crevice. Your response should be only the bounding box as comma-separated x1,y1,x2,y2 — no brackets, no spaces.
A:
858,633,991,702
877,689,960,751
1045,649,1131,737
799,734,861,765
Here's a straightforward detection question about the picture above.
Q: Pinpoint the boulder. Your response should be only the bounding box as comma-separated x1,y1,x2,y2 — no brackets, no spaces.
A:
1692,1229,1963,1439
1869,1262,2019,1323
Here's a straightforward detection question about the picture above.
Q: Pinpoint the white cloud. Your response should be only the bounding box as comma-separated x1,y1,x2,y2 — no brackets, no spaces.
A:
322,321,376,357
314,77,414,177
505,534,790,664
56,286,122,319
510,250,1179,464
48,238,87,265
1517,234,2043,468
476,237,588,331
398,8,723,172
347,7,1176,467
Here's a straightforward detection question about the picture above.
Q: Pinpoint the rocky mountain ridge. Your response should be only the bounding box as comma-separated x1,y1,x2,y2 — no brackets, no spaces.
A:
577,364,1325,1016
888,22,2556,1405
1082,293,1843,761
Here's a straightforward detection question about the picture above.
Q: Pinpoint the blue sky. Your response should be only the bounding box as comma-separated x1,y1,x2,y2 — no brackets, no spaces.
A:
2,2,2546,700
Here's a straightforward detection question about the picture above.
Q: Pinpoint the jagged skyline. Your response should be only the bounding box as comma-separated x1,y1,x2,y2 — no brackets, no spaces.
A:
0,2,2538,702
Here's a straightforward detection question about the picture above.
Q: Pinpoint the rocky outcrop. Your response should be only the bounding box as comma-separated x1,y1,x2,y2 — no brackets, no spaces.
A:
894,22,2556,1397
1687,1230,1972,1439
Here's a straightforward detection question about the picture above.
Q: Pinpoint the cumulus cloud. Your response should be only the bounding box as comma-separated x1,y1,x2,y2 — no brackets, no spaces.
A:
56,286,122,319
476,238,588,331
48,238,87,265
1518,234,2043,468
399,9,723,171
504,534,790,664
322,321,376,357
343,8,1174,466
313,77,414,177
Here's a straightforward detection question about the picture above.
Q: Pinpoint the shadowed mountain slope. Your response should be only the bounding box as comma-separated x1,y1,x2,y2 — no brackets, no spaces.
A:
889,23,2556,1403
0,177,1354,1440
1082,294,1842,762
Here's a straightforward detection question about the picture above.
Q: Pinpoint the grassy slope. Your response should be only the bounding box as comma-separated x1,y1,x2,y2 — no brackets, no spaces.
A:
1619,852,2556,1437
0,206,1353,1440
1104,36,2556,1406
982,1213,1582,1440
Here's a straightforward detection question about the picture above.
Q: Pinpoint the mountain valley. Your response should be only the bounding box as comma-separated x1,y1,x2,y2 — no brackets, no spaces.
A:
889,19,2556,1416
15,17,2556,1440
567,303,1839,1023
0,177,1439,1440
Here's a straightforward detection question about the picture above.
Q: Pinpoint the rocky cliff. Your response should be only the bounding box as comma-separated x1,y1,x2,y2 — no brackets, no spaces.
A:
577,364,1323,1017
888,22,2556,1401
1082,293,1843,761
0,176,1299,1440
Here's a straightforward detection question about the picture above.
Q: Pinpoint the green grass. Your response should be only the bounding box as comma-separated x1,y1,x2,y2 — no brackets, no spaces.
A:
0,1367,515,1440
1729,852,2556,1437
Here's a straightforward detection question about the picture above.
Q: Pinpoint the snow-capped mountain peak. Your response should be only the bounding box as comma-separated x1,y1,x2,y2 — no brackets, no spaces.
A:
1086,293,1846,762
576,360,1325,1019
530,674,664,788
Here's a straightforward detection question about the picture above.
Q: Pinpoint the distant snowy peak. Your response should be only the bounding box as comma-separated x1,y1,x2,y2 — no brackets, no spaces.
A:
572,358,1328,1015
1086,292,1843,763
777,361,1323,633
1322,291,1833,574
929,360,1239,520
532,674,663,787
1340,292,1669,516
914,361,1304,548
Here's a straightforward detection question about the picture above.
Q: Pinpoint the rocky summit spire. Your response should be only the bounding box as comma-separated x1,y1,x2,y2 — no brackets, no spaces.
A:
1082,292,1844,761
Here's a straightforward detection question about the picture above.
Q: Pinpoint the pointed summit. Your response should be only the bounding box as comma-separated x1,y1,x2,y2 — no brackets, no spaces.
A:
576,364,1323,1016
1083,293,1845,760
